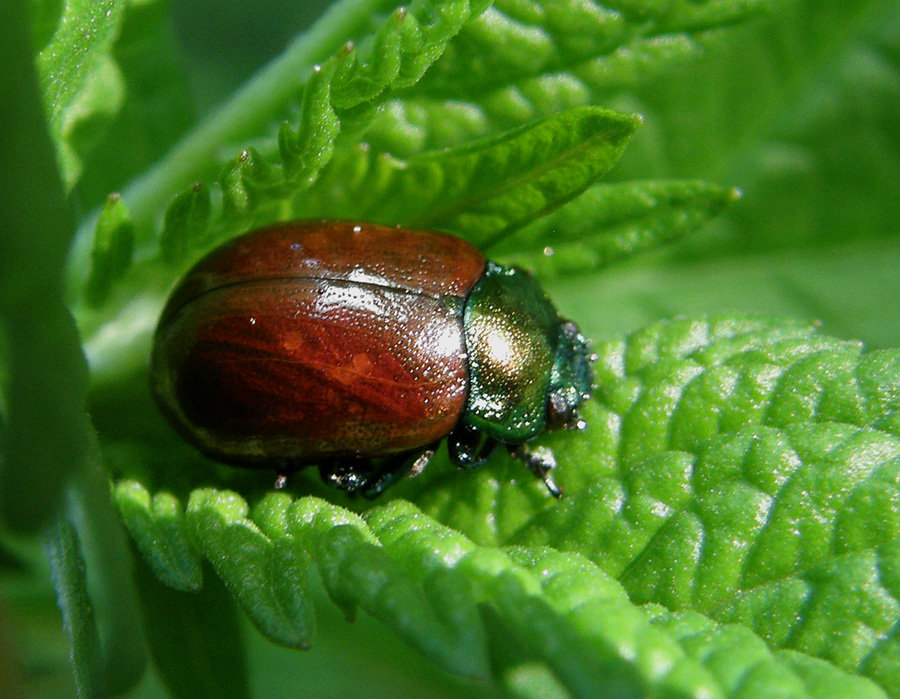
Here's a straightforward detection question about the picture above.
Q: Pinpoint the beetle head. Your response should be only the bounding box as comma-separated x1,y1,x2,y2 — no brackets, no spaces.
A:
546,320,593,431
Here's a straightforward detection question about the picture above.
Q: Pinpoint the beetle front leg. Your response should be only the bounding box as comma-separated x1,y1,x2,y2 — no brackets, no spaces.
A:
448,425,499,470
507,444,562,498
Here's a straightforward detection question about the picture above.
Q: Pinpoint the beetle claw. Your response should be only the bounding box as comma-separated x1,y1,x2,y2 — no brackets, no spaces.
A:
508,444,563,498
408,447,436,478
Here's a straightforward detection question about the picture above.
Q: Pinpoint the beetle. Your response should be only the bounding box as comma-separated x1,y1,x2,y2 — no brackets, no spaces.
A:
151,220,592,498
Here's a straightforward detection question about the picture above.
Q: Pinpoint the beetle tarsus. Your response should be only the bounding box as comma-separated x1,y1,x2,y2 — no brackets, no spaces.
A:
361,444,438,499
508,445,563,498
273,462,296,489
318,460,370,493
407,446,437,478
317,445,439,499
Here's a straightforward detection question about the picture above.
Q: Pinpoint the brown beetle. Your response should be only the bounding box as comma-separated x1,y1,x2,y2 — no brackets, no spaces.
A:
151,221,592,496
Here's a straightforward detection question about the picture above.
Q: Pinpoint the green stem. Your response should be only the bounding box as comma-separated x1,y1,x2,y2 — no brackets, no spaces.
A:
68,0,394,290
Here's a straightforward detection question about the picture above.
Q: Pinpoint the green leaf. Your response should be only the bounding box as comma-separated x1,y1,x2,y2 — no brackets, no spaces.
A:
66,463,148,695
421,0,766,97
113,484,890,698
135,555,250,699
159,182,213,263
218,147,281,219
77,0,197,208
0,0,92,533
66,0,492,288
366,0,765,154
36,0,127,188
186,488,316,648
500,317,900,692
39,467,148,697
85,194,135,306
594,1,900,349
648,607,887,699
297,106,641,248
278,59,341,184
488,179,740,276
45,516,103,698
115,480,203,592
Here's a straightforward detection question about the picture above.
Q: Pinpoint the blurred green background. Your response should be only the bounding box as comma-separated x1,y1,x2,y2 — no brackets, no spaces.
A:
171,0,330,111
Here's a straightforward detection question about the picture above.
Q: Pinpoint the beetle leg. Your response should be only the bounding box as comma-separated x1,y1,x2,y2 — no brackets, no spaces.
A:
317,444,439,498
448,425,499,469
359,444,438,499
272,460,298,489
318,460,373,493
507,444,563,498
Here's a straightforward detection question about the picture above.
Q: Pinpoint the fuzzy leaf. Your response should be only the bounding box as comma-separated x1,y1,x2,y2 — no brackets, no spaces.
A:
66,0,493,288
420,0,766,97
186,488,315,649
498,317,900,693
115,480,203,592
85,194,135,306
159,183,213,263
45,517,103,698
367,0,765,154
64,464,149,696
36,0,127,188
0,0,92,533
113,484,889,699
297,106,641,248
278,60,341,184
218,147,281,219
647,606,886,699
134,555,250,699
488,179,740,275
76,0,196,208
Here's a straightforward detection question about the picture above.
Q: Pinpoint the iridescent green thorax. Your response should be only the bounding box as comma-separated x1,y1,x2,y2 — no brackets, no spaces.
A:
462,262,592,443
